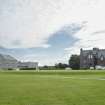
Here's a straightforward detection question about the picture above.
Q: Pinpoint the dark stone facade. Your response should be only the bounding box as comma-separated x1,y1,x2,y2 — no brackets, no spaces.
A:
80,48,105,69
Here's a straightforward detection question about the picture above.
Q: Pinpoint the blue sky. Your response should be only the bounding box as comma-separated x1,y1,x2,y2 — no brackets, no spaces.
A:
0,25,80,65
0,0,105,65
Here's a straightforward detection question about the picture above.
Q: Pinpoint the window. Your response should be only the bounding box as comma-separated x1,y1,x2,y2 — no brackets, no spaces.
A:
91,55,93,59
100,56,104,61
88,54,93,59
88,55,91,59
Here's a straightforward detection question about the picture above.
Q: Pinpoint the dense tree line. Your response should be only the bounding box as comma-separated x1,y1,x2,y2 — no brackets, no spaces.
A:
40,63,68,70
39,54,80,70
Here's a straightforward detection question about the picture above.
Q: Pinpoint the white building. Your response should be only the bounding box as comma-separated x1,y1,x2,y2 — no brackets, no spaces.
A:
17,62,38,69
0,54,38,70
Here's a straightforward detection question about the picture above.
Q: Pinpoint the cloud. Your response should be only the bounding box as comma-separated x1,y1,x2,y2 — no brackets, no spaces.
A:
0,0,105,60
41,44,51,48
63,0,105,56
92,30,105,35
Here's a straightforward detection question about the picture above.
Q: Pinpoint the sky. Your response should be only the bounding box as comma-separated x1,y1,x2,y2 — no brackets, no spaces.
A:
0,0,105,65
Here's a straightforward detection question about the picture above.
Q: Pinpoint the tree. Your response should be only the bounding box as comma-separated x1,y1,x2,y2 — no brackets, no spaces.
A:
69,55,80,70
55,63,68,69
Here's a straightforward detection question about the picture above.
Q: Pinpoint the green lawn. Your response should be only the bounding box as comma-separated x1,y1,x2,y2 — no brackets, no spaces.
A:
0,70,105,105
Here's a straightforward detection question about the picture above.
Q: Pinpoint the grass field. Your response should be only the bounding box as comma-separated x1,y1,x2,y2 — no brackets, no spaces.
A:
0,70,105,105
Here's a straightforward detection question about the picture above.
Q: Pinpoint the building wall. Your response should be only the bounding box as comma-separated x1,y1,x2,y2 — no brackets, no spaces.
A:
0,61,38,69
17,62,38,69
0,62,18,69
80,48,105,69
0,54,38,69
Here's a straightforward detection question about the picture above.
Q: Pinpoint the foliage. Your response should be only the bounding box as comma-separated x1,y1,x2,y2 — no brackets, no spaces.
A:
55,63,68,69
19,68,36,70
69,54,80,70
39,65,56,70
40,63,68,70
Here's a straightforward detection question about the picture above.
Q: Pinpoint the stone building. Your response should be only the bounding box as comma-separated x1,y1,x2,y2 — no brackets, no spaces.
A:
80,48,105,69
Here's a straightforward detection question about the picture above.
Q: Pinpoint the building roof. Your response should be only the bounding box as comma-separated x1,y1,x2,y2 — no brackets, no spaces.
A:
0,54,18,64
81,48,105,58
